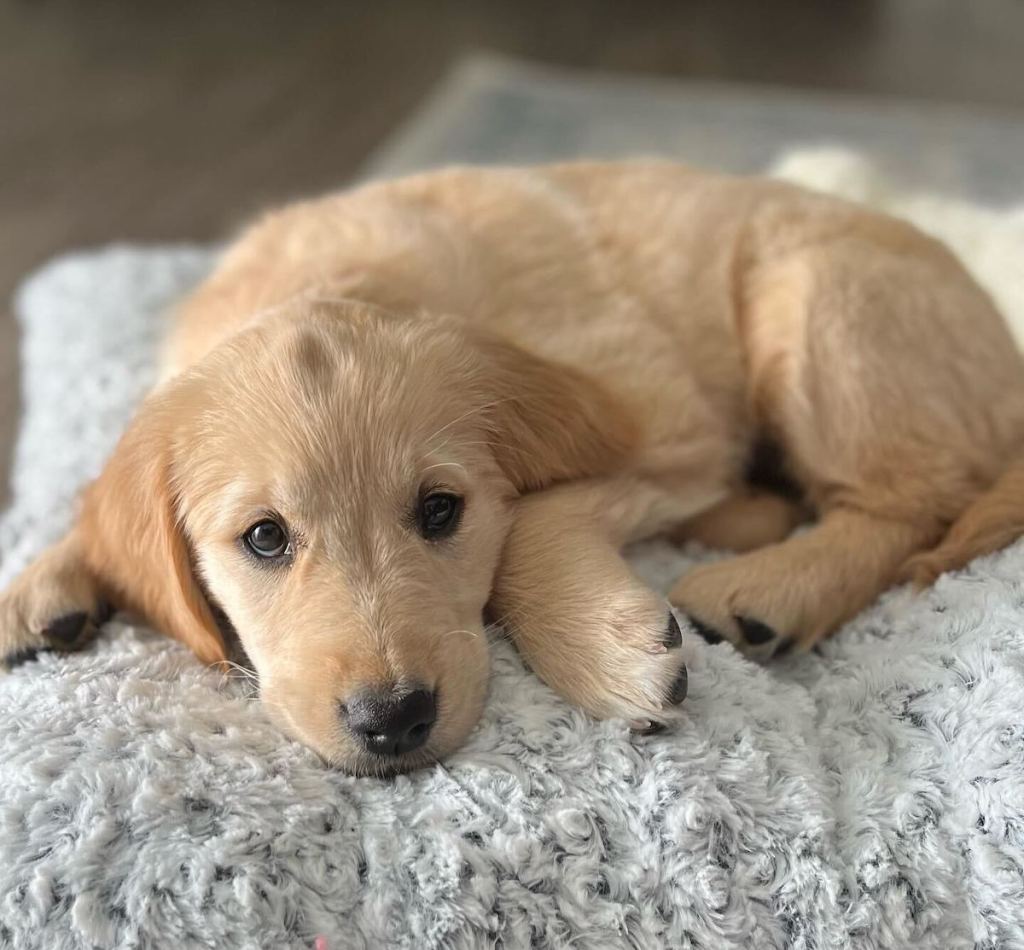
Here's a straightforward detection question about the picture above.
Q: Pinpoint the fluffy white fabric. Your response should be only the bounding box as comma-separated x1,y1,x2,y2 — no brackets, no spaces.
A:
2,150,1024,950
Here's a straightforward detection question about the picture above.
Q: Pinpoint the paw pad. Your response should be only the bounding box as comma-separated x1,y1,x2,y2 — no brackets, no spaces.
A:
3,647,41,670
687,615,724,645
666,666,688,705
735,616,778,645
663,612,683,649
43,611,90,645
630,719,668,735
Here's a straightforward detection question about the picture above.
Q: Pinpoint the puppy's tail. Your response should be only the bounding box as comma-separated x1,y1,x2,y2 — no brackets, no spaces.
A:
902,455,1024,585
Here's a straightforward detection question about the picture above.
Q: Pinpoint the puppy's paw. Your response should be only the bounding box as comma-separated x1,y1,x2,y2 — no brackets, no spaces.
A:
604,607,690,727
668,557,798,661
0,538,109,671
512,583,690,727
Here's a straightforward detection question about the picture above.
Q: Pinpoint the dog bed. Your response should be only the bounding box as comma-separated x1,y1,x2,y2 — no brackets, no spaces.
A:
3,59,1024,950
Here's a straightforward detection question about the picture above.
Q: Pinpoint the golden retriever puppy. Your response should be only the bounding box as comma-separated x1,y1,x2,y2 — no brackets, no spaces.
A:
3,161,1024,775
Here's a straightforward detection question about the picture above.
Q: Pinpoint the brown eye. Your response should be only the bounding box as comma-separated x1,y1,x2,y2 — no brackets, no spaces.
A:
244,519,290,559
417,492,463,540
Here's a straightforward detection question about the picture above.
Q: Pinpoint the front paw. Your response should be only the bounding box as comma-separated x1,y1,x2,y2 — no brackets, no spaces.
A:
580,606,690,726
513,596,690,727
1,597,110,671
1,539,109,670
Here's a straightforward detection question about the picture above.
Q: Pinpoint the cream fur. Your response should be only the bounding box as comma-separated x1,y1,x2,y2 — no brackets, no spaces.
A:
3,160,1024,773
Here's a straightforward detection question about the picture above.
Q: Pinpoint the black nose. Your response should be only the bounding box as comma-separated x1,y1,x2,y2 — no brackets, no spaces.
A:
343,688,437,757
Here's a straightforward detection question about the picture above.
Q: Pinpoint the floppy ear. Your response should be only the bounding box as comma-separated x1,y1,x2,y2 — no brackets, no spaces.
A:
478,334,638,491
76,396,227,665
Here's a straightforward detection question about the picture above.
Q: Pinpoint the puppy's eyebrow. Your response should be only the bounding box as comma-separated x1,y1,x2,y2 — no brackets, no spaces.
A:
285,328,338,398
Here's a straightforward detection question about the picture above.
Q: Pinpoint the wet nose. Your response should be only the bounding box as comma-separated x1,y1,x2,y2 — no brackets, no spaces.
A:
343,688,437,757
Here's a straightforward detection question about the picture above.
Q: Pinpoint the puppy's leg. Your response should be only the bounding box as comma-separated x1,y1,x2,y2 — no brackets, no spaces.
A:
670,510,935,659
671,240,1024,657
491,476,722,725
0,532,109,670
672,490,810,552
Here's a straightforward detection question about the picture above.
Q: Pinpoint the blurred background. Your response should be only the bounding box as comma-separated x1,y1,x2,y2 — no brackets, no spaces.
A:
3,0,1024,505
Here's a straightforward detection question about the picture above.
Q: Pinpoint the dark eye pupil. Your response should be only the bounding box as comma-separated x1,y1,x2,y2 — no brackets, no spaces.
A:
419,493,461,539
426,496,453,525
246,520,287,557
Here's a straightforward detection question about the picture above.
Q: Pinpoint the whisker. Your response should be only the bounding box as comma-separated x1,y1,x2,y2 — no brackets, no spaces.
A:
437,627,481,642
425,396,526,449
223,660,258,676
443,439,537,461
421,460,468,476
221,660,260,685
483,608,520,634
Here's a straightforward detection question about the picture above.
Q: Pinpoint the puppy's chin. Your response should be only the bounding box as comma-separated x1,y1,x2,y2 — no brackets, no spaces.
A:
293,724,478,777
327,746,443,778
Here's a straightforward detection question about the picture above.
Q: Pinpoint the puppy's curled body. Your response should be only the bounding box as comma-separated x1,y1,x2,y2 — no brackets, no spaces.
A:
4,161,1024,772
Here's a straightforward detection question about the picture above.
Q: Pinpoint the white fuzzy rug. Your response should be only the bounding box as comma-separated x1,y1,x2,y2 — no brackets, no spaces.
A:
2,149,1024,950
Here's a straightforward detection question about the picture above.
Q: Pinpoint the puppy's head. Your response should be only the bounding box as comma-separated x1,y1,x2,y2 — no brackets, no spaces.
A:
78,300,635,773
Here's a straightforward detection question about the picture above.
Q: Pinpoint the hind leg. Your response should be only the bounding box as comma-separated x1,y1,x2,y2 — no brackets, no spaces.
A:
671,490,811,552
0,532,109,669
671,239,1024,657
670,509,936,658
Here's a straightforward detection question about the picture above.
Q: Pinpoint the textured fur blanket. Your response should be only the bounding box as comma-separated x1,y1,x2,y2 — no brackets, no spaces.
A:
2,149,1024,950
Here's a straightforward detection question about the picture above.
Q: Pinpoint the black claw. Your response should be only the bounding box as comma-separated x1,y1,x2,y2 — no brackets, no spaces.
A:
44,611,90,645
667,665,688,705
4,647,42,669
663,612,682,649
774,638,795,656
688,616,724,645
735,616,778,645
95,601,115,625
637,721,667,736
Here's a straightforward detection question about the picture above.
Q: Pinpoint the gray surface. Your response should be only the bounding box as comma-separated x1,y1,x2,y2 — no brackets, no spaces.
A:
366,55,1024,206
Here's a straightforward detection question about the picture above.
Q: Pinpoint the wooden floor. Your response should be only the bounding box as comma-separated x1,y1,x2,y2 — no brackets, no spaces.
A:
2,0,1024,505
